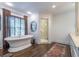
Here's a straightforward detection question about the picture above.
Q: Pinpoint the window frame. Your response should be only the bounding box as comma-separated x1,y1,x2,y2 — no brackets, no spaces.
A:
7,15,25,37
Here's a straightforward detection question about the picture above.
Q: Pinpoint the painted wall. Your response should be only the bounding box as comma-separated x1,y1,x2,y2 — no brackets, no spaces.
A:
48,15,54,43
28,13,40,44
0,8,3,48
76,2,79,34
51,10,75,44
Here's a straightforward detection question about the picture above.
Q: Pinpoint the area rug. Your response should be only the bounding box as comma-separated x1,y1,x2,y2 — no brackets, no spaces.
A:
44,43,67,57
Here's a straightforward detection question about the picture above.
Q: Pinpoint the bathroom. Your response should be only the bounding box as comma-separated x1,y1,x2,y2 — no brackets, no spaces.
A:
0,2,79,57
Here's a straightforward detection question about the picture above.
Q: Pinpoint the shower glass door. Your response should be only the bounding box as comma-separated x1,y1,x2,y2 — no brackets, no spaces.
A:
40,18,48,44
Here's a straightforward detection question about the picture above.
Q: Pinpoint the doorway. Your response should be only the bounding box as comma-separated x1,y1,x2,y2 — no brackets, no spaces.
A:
40,18,48,44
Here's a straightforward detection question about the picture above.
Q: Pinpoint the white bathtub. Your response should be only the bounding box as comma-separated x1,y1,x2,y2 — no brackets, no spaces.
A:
4,35,33,52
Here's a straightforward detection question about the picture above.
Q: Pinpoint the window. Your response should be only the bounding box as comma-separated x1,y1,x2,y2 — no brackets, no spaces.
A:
8,16,25,37
20,19,25,35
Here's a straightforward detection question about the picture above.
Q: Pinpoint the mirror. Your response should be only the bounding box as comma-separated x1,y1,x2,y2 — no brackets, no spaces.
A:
31,21,37,32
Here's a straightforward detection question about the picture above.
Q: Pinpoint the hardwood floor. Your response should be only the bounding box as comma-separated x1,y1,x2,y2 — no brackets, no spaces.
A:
0,49,3,56
11,44,52,57
8,43,71,57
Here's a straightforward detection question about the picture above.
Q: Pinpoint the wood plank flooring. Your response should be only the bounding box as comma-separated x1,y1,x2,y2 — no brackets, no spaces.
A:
8,43,71,57
0,49,3,56
11,44,52,57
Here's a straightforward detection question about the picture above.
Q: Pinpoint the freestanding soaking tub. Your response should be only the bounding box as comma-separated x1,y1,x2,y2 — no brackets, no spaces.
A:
5,35,33,52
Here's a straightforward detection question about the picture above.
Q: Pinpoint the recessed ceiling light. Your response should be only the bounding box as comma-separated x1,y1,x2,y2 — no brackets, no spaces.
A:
52,5,56,8
27,11,32,15
5,2,13,7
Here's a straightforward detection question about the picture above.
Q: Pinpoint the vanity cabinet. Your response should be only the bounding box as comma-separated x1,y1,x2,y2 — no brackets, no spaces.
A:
70,39,79,57
69,34,79,57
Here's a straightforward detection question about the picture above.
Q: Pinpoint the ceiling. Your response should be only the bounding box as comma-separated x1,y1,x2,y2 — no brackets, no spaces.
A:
1,2,75,15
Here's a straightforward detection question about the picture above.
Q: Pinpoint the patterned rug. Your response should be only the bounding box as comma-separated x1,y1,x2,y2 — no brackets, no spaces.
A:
44,43,67,57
